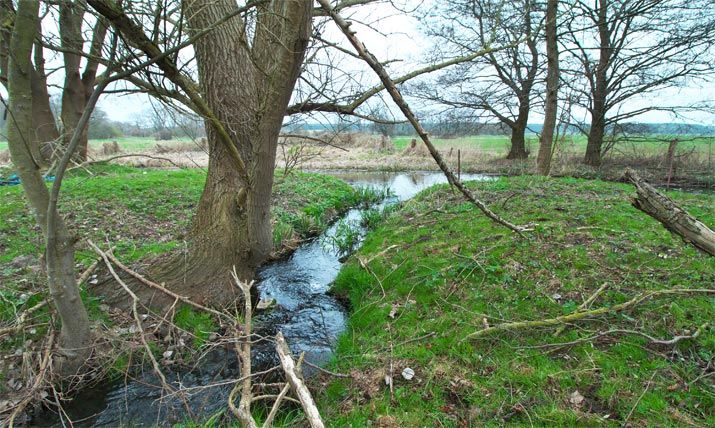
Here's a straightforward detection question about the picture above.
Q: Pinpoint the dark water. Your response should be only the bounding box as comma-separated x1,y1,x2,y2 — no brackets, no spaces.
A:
33,171,489,427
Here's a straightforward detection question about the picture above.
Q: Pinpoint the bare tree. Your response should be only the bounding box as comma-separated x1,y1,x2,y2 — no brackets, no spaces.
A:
412,0,542,159
562,0,715,167
85,0,527,306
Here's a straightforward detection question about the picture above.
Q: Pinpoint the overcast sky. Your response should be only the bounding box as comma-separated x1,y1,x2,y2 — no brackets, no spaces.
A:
44,1,715,126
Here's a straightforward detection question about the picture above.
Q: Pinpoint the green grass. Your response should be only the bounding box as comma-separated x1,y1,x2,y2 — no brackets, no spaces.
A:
315,176,715,427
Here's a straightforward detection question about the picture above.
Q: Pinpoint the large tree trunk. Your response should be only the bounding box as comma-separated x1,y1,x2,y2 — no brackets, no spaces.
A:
7,0,91,372
140,0,312,306
536,0,559,176
506,112,529,160
583,0,611,168
32,26,60,154
625,169,715,257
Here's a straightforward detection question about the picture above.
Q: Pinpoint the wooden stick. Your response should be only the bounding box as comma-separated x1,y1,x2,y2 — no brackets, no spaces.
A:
317,0,529,235
229,269,258,428
465,289,715,341
275,332,325,428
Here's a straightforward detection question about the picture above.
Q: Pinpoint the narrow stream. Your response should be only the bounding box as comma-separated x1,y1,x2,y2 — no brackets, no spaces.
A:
34,171,489,427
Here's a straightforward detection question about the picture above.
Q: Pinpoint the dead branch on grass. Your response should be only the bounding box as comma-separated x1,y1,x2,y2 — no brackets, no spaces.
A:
465,289,715,341
69,153,183,170
626,168,715,256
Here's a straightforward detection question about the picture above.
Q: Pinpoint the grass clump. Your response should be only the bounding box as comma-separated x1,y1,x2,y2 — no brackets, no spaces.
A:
316,176,715,427
173,305,217,348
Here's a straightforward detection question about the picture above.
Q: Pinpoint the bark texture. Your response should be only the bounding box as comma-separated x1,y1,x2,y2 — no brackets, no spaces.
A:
536,0,559,175
6,0,91,371
142,0,312,305
625,169,715,257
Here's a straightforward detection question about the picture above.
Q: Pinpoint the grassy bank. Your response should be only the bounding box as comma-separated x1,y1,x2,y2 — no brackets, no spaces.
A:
0,166,365,393
316,176,715,426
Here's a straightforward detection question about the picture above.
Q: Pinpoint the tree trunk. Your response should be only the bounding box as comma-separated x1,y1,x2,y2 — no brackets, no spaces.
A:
625,169,715,257
585,105,606,167
506,117,529,159
60,1,90,162
583,0,611,168
140,0,312,306
6,0,91,372
536,0,559,176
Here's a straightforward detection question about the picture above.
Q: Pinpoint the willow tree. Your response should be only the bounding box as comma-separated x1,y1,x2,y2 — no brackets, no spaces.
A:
89,0,313,304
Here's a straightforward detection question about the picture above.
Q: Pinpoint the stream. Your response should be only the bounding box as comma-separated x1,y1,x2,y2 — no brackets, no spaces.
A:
33,171,489,427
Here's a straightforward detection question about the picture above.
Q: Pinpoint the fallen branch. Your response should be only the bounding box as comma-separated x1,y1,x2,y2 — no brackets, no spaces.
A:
69,153,182,170
465,288,715,341
553,283,609,337
89,241,174,395
87,240,233,323
625,168,715,257
525,323,709,350
317,0,529,235
276,332,325,428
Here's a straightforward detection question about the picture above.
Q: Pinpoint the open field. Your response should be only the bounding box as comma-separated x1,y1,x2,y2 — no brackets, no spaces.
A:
315,176,715,427
0,136,196,153
393,134,715,158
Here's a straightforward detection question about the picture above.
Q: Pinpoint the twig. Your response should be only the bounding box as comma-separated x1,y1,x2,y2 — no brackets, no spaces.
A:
275,332,325,428
0,300,48,337
302,359,350,378
623,371,658,426
553,283,609,337
7,330,55,427
358,256,386,298
464,289,715,341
